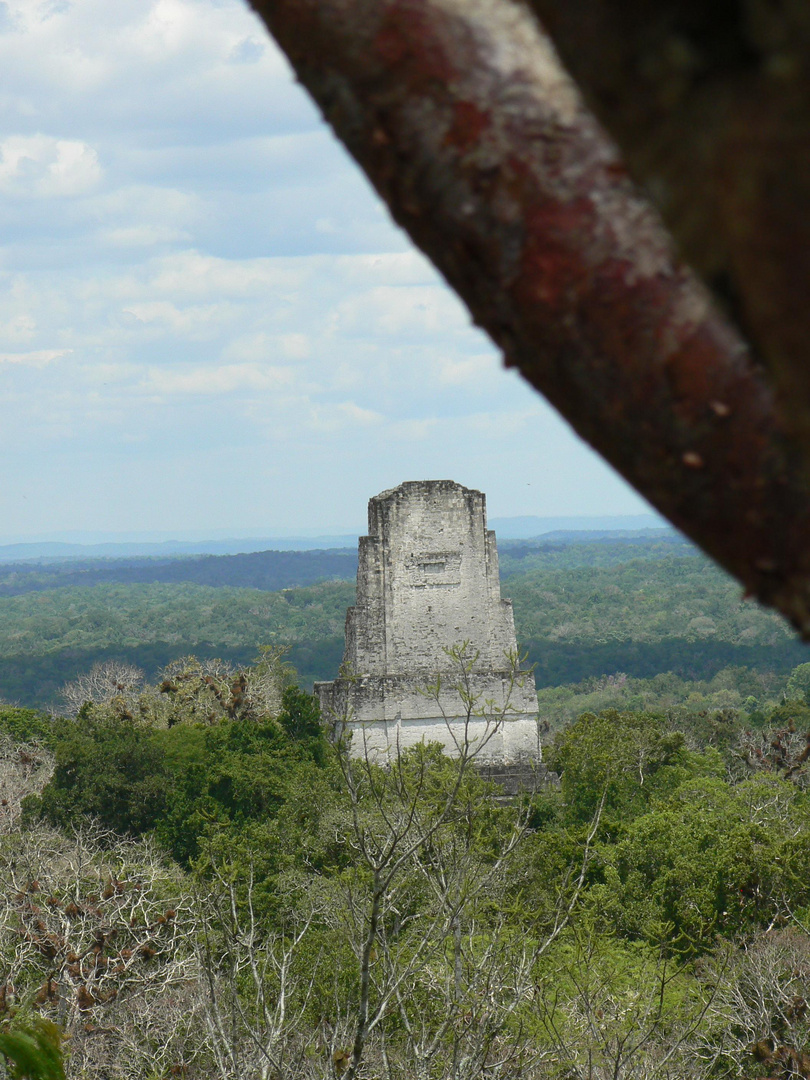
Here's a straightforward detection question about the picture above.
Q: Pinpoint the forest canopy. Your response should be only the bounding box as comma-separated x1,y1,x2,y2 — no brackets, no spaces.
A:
0,536,807,709
1,640,810,1079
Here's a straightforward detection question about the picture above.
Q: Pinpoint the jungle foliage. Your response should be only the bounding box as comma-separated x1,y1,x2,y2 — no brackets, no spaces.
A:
0,536,808,709
0,531,691,599
1,649,809,1078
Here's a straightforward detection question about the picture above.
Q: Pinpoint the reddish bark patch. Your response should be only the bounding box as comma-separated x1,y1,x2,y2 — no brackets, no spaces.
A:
374,1,457,86
444,101,490,152
518,197,596,311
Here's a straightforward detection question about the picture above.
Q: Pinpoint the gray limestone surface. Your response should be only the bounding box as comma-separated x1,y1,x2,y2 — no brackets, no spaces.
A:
316,481,540,764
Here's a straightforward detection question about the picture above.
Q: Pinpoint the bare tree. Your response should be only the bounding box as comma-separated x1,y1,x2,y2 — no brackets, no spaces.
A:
534,920,721,1080
316,645,600,1080
152,656,238,726
0,736,54,835
59,662,145,719
194,867,322,1080
0,822,206,1080
740,726,810,790
243,645,297,720
143,652,292,727
183,647,603,1080
695,926,810,1080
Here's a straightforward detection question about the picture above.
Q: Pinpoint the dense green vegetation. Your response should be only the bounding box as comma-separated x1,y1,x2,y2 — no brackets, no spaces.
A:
0,532,692,600
1,535,807,1077
2,650,810,1079
0,548,358,598
0,536,806,709
536,666,786,730
0,581,353,654
514,550,810,684
497,531,696,574
26,686,330,867
0,581,352,706
511,553,792,644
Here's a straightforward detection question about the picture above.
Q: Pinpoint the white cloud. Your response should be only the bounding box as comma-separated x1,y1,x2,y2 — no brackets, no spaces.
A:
436,353,501,387
0,0,653,535
0,135,102,197
121,299,236,338
330,284,469,339
333,251,439,287
222,332,310,363
133,0,202,60
0,313,36,341
306,401,385,432
0,0,312,135
386,417,439,442
100,224,192,248
147,251,298,299
280,333,309,360
222,332,275,363
145,362,295,396
0,348,70,366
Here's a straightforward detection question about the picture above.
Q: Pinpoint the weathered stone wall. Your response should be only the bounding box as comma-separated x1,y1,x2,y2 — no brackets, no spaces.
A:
348,481,518,676
316,481,540,764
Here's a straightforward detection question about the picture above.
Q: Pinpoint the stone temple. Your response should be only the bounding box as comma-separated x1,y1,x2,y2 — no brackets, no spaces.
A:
315,480,540,764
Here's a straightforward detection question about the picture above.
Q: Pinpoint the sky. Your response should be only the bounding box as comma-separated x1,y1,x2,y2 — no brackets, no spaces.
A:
0,0,655,541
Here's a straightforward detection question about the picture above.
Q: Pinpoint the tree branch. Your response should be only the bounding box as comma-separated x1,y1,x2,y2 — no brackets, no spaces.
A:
250,0,810,634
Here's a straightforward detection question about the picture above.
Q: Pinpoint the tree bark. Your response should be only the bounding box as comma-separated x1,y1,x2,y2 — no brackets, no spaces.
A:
249,0,810,635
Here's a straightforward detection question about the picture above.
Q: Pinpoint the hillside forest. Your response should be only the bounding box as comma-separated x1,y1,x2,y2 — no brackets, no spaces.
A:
0,534,809,1079
0,533,807,710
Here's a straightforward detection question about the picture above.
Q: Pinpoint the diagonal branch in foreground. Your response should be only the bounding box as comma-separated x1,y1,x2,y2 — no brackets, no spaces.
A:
250,0,810,635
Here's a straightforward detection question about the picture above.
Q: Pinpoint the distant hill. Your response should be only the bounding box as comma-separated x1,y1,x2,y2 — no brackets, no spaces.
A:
0,548,358,598
0,531,692,599
0,536,361,562
497,532,693,572
489,513,667,538
0,514,667,561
